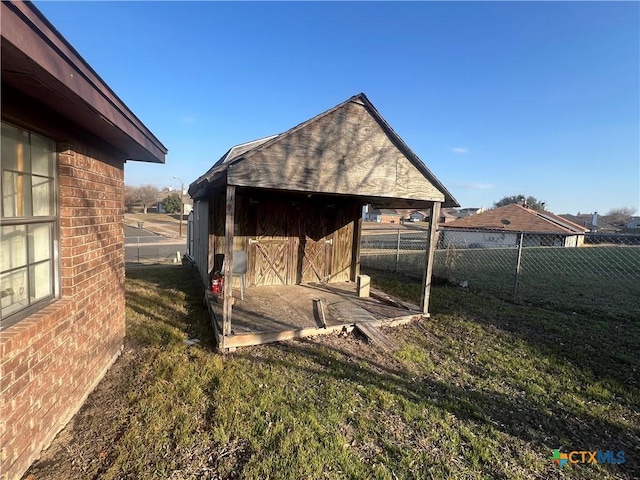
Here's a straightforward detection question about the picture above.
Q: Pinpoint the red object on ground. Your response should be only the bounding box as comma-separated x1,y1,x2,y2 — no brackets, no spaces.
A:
211,273,224,294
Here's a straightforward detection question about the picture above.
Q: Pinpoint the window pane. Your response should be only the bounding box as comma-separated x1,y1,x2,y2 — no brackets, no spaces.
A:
32,176,52,216
29,224,51,263
30,133,55,177
1,123,29,173
2,172,32,217
0,225,27,271
30,261,52,302
1,268,28,318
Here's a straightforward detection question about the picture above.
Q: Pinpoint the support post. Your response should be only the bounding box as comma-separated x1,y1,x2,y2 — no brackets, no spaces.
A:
222,185,236,344
420,202,440,315
350,207,363,281
179,196,183,237
395,228,401,272
513,232,524,300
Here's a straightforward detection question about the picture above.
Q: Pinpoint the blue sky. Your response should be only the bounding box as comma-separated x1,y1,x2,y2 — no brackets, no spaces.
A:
35,1,639,215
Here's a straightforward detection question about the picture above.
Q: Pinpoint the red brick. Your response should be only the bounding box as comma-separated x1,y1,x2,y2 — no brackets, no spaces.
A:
3,139,126,480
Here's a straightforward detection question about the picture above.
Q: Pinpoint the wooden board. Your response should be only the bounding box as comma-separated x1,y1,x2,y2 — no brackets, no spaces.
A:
330,204,356,282
354,322,398,352
227,101,445,201
328,301,378,324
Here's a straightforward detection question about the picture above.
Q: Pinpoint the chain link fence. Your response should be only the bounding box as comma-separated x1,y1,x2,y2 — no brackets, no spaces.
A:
360,227,640,318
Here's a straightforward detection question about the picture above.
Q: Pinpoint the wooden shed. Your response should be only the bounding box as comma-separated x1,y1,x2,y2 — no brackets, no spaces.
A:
188,93,458,349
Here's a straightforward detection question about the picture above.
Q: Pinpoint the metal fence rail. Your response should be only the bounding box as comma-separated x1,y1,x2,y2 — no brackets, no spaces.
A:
360,227,640,318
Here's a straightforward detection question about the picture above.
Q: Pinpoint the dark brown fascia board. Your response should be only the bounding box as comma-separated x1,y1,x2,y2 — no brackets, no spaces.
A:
1,1,167,163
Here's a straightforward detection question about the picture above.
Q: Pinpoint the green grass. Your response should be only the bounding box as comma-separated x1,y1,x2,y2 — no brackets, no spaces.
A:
26,265,640,479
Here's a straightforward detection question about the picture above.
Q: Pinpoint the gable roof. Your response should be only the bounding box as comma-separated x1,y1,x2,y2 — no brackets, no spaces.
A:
558,214,620,232
440,208,458,219
443,204,588,235
1,1,167,163
189,93,458,208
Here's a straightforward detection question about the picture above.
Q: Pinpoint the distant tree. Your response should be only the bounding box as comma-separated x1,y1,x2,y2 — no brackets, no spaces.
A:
136,184,161,214
493,194,544,210
124,185,140,213
161,194,182,214
603,207,637,226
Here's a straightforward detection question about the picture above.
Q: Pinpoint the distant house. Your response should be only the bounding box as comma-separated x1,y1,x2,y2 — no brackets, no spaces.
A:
409,210,429,222
407,208,456,224
1,2,167,479
559,213,620,234
365,208,403,223
451,207,485,219
439,208,458,224
440,204,588,248
626,216,640,231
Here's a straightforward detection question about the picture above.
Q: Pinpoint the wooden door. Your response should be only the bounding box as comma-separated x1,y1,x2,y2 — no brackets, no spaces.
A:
299,207,333,284
250,239,291,286
300,236,332,283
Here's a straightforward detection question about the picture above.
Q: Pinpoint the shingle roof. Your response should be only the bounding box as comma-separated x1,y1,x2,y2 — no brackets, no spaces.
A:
558,214,620,232
443,204,588,234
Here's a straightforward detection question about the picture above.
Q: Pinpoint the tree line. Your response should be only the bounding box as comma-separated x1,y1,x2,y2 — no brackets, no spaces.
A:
125,184,182,214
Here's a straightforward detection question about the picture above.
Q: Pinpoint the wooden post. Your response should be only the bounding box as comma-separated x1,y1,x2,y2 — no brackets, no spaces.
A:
395,228,401,272
222,185,236,344
513,232,524,301
350,211,363,281
357,274,370,298
420,202,440,315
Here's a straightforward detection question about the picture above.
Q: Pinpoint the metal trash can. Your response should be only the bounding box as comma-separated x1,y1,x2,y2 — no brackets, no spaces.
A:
137,221,144,229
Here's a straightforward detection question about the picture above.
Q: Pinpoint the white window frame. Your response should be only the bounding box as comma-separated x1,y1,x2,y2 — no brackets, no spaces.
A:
1,121,59,329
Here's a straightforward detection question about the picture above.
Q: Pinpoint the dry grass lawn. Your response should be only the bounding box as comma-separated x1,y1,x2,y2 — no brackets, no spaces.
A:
23,265,639,479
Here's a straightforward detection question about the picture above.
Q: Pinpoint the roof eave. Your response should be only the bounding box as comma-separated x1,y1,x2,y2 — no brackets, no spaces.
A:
1,1,167,163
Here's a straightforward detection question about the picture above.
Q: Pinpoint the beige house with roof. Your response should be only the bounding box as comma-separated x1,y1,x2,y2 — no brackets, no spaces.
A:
440,204,588,249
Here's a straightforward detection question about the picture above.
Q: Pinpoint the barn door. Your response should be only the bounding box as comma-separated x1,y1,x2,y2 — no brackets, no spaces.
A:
301,236,332,283
250,238,291,286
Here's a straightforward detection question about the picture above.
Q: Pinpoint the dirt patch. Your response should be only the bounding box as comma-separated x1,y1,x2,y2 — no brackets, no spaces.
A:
23,340,153,480
22,324,409,480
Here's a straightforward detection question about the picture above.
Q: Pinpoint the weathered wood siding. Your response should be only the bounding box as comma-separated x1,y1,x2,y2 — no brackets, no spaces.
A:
209,189,360,287
227,100,445,202
192,199,210,286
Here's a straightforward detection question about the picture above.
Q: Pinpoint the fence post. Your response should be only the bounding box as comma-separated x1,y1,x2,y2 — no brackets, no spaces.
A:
513,232,524,300
395,229,401,272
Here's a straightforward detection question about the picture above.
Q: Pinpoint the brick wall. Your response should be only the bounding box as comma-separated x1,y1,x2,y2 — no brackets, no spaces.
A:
0,141,126,480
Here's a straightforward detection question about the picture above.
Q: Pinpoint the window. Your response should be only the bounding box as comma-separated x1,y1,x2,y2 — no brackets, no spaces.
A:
1,122,57,327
